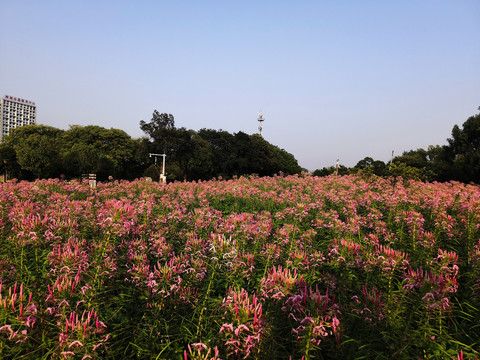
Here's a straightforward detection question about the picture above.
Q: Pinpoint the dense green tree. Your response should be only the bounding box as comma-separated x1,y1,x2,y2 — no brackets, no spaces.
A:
312,167,334,177
4,125,63,179
166,127,209,181
246,135,277,176
165,127,302,180
313,165,350,177
355,157,375,169
388,162,434,181
231,131,252,175
393,149,430,169
61,125,137,180
446,108,480,183
138,110,303,181
425,145,453,182
140,111,176,154
0,109,303,182
269,144,302,175
124,138,151,180
0,141,31,180
184,132,213,180
197,129,235,178
354,157,387,176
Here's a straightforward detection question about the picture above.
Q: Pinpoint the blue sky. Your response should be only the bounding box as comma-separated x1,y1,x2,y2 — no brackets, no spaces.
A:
1,1,479,170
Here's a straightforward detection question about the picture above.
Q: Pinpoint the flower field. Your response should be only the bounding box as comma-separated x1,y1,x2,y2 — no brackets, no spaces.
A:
1,174,480,359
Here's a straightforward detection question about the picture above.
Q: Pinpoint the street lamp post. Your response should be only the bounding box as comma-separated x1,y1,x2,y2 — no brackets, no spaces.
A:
3,159,7,182
149,153,166,183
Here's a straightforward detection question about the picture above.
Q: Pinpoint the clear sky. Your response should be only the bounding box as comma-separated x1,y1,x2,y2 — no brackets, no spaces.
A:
1,1,479,171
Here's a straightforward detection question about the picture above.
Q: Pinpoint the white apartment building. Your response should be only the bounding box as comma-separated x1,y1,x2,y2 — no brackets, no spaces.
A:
0,95,37,142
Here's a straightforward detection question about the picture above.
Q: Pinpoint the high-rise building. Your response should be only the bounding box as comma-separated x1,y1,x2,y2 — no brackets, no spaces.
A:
0,95,37,142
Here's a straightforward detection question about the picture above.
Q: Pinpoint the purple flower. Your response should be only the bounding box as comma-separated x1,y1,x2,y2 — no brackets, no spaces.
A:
219,323,234,333
191,342,207,351
300,317,314,325
69,340,84,348
25,316,36,328
422,293,435,301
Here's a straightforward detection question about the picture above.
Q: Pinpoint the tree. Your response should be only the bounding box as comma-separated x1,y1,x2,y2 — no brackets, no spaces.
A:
446,108,480,183
60,125,136,180
139,112,303,181
354,157,386,176
197,129,236,178
387,162,434,182
232,131,252,175
184,132,212,180
140,111,176,153
313,165,350,177
247,135,277,176
126,138,151,180
0,141,30,180
312,167,335,177
4,125,63,179
168,127,198,180
393,149,430,169
355,157,375,169
425,145,452,182
269,144,302,175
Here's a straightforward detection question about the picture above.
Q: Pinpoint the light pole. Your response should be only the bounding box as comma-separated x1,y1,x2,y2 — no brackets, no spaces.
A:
149,153,166,183
2,159,7,182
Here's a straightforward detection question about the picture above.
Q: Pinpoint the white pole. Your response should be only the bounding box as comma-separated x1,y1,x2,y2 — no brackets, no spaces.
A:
149,153,167,183
162,154,166,177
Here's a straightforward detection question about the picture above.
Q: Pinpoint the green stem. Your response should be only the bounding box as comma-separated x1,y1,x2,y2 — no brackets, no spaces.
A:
262,254,271,280
196,262,217,338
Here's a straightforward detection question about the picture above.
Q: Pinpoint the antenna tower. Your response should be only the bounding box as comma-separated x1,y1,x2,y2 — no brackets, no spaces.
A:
257,111,264,137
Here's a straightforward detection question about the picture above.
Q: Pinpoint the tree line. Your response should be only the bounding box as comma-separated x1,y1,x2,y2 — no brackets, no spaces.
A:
1,107,478,183
313,107,480,183
0,111,302,181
